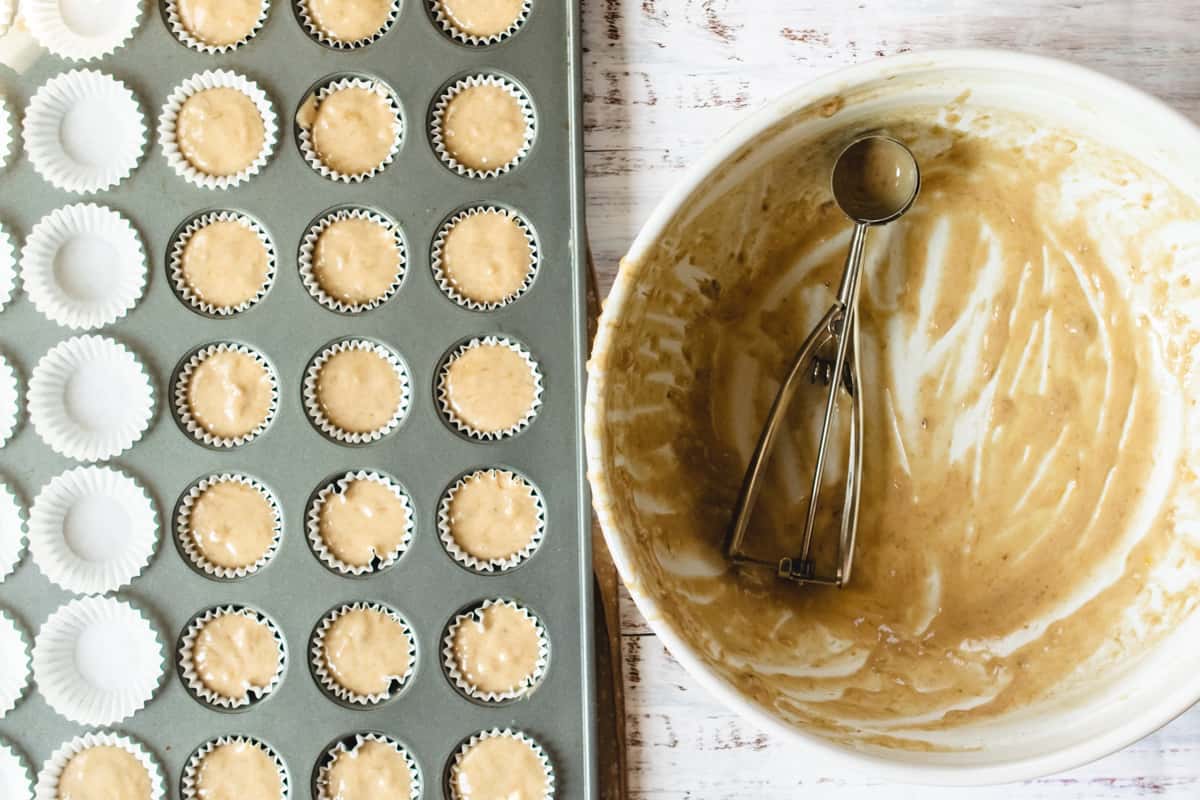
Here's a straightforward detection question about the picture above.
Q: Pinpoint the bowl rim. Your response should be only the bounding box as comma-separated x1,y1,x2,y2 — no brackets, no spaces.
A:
584,47,1200,785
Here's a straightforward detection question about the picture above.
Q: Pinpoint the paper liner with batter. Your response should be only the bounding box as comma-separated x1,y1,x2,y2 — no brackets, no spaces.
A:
430,74,536,179
430,205,538,311
429,0,531,46
309,601,417,706
177,604,286,710
182,735,289,800
34,731,164,800
437,468,545,573
175,473,283,580
296,76,403,183
298,207,406,314
315,732,420,800
295,0,399,49
172,342,280,448
169,210,277,317
447,728,555,800
164,0,269,54
306,470,414,576
302,339,411,445
436,335,543,441
442,598,549,703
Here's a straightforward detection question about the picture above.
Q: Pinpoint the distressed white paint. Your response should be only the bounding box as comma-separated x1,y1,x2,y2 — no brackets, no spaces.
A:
583,1,1200,796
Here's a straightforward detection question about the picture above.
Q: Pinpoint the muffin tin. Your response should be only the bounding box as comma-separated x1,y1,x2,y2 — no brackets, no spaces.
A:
0,0,593,797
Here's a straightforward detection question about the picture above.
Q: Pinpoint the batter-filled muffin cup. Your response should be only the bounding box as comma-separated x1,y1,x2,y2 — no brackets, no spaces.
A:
0,738,32,800
431,206,538,310
438,468,545,573
175,473,283,580
169,211,276,317
315,733,421,800
173,342,279,448
436,335,543,440
0,352,18,449
303,339,411,444
28,335,155,463
0,480,26,582
447,728,554,800
430,74,536,179
306,470,415,576
429,0,530,46
182,736,289,800
177,604,286,710
24,0,142,61
310,602,416,706
295,0,399,49
22,70,146,194
296,76,403,182
34,731,164,800
0,221,16,311
159,70,278,190
165,0,270,53
28,466,158,596
442,599,548,703
0,610,30,718
299,207,406,314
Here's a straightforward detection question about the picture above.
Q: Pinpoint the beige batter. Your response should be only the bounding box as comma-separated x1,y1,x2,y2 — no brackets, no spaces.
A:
594,106,1200,747
322,607,412,697
177,0,260,46
312,217,400,305
298,87,396,176
305,0,391,42
452,735,547,800
176,87,265,177
180,219,269,309
188,350,273,439
436,0,524,37
451,603,541,695
443,343,536,433
189,480,276,569
323,740,411,800
441,210,533,304
442,84,527,172
448,470,539,562
319,478,409,567
192,611,279,701
195,741,282,800
57,746,150,800
316,348,402,434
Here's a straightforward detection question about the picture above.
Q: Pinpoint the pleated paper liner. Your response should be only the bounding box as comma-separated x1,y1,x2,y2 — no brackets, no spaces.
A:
169,210,277,317
34,731,164,800
430,205,539,311
296,75,403,183
182,735,289,800
441,598,549,704
164,0,269,54
309,601,417,707
302,338,411,445
436,335,544,441
0,480,26,582
0,610,30,718
177,604,287,710
294,0,399,49
298,206,406,314
314,732,421,800
306,470,415,576
437,467,546,573
0,221,15,311
24,0,141,61
0,352,18,449
175,473,283,580
430,73,537,179
0,94,13,172
172,342,280,449
446,728,555,800
0,738,31,800
428,0,531,47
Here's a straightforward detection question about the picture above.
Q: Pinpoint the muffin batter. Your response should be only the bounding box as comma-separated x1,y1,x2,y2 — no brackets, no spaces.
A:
440,209,534,304
176,0,260,46
321,607,412,697
443,342,536,433
312,217,400,305
447,470,540,562
304,0,392,42
318,477,409,568
441,84,527,172
180,219,269,309
188,350,273,439
188,480,276,570
315,347,402,434
436,0,524,38
195,741,281,800
176,87,265,177
450,603,542,696
191,611,279,701
58,746,150,800
298,86,397,176
322,740,411,800
451,734,547,800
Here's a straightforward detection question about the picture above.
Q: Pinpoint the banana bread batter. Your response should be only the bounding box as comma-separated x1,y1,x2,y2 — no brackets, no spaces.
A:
305,0,391,42
322,740,411,800
188,480,276,570
58,746,150,800
321,607,411,697
451,734,547,800
318,477,408,567
191,611,279,701
440,209,533,305
450,602,541,696
441,84,527,172
436,0,524,38
176,87,265,177
442,342,536,433
188,350,273,439
180,219,269,309
177,0,260,46
298,86,396,176
195,741,281,800
312,217,400,305
447,470,539,562
315,347,402,434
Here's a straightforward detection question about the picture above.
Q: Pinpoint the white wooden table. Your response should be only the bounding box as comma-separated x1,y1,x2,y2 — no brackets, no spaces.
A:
581,2,1200,796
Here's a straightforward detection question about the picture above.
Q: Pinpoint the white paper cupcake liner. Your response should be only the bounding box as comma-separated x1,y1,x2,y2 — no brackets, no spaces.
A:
448,728,555,800
0,222,16,312
315,733,420,800
32,596,163,726
169,211,276,317
25,0,141,61
0,481,26,582
28,466,157,595
438,468,545,573
0,738,32,800
34,731,163,800
177,604,286,710
28,335,155,463
0,94,12,171
306,470,414,576
310,602,417,706
0,611,30,718
24,70,146,194
430,205,539,311
164,0,269,53
173,342,279,448
182,736,289,800
442,599,549,703
0,2,14,38
431,74,536,179
159,70,278,190
299,207,406,314
297,77,403,183
437,335,544,441
0,352,19,448
303,339,410,445
296,0,399,49
175,473,283,580
429,0,531,46
22,203,146,330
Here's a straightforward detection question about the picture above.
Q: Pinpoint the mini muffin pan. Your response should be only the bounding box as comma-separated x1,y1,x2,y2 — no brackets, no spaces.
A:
0,1,594,797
